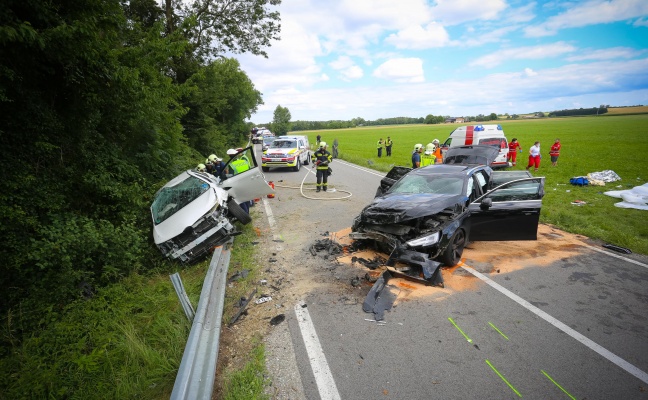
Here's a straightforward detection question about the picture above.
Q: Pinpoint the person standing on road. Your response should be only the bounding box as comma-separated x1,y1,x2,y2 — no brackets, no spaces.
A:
432,139,442,164
385,137,393,156
421,143,435,167
332,138,339,158
508,138,522,166
526,141,541,172
313,142,333,192
377,138,384,158
412,143,423,168
549,138,561,166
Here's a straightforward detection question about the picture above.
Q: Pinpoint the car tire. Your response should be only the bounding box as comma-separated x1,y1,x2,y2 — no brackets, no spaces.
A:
293,159,301,172
440,228,466,266
227,199,252,225
304,154,310,165
262,166,269,172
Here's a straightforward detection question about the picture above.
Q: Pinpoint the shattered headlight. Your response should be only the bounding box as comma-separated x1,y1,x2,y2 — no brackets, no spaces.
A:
406,231,440,247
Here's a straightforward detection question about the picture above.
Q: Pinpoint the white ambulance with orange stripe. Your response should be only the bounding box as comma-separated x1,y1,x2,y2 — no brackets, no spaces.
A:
441,124,511,168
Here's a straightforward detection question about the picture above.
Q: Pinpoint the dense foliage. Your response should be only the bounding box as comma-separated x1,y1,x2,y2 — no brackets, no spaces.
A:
549,106,608,117
0,0,277,338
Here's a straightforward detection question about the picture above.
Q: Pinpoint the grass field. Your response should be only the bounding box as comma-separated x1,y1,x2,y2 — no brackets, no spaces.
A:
300,114,648,255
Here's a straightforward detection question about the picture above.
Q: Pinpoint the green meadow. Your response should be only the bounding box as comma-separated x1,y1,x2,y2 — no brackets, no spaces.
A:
301,114,648,255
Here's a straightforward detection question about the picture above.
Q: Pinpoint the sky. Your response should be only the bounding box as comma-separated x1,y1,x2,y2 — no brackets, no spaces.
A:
232,0,648,123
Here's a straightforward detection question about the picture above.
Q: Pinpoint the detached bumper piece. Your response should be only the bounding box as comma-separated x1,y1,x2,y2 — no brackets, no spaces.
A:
363,270,400,321
386,247,444,287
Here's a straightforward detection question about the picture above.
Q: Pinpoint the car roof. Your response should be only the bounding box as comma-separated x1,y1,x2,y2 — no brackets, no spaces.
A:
413,164,478,176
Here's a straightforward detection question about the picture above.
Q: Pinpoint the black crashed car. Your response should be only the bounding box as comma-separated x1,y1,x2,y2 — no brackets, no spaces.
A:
350,145,545,279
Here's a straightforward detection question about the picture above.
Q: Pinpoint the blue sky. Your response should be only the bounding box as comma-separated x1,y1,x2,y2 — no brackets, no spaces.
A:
233,0,648,123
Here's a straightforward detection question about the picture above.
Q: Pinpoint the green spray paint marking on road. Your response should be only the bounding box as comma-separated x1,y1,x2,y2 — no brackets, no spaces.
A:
541,370,577,400
448,317,472,343
488,322,509,340
486,359,522,397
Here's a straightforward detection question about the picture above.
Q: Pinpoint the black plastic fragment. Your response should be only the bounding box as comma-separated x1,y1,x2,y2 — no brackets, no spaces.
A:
603,244,632,254
270,314,285,326
363,270,400,321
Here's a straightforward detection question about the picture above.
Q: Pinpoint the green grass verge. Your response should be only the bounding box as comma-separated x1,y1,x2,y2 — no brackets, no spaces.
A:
302,114,648,254
222,343,269,400
0,221,269,399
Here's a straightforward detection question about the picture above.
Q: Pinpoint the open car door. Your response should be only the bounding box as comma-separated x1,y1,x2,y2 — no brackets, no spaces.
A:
376,166,412,197
468,177,545,241
219,146,274,202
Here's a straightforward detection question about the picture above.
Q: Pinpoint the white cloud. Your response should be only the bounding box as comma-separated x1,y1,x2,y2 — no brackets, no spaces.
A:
470,42,577,68
385,22,450,49
431,0,508,25
525,0,648,37
566,47,643,62
372,58,425,82
524,68,538,77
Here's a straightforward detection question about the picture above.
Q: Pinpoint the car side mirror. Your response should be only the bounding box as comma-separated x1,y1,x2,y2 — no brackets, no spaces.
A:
480,197,493,210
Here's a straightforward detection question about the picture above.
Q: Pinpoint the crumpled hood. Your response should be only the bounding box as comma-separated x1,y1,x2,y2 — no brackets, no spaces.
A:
361,193,465,223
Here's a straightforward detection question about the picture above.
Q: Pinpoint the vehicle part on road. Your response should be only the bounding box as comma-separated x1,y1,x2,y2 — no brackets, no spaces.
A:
229,288,257,326
227,269,249,283
363,270,400,321
602,243,632,254
270,314,286,326
255,296,272,304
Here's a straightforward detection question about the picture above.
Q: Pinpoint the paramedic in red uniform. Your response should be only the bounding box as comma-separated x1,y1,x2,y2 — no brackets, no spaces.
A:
549,138,561,166
508,138,522,165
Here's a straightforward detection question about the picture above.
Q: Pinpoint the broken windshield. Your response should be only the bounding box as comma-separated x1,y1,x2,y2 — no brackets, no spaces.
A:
151,176,210,224
389,175,464,195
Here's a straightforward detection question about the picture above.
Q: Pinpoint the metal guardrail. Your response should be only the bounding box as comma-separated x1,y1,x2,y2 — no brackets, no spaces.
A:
170,273,196,321
171,239,233,400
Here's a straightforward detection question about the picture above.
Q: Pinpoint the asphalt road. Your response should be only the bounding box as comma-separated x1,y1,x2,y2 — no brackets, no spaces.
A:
253,145,648,400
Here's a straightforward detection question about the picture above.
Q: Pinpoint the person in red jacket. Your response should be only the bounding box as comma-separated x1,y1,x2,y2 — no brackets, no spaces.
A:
508,138,522,165
549,138,561,166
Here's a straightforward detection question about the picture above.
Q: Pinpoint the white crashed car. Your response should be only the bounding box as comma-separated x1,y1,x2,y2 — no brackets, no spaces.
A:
151,147,273,263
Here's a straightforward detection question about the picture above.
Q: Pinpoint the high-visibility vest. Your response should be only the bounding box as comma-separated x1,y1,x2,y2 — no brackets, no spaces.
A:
230,159,250,174
420,153,435,167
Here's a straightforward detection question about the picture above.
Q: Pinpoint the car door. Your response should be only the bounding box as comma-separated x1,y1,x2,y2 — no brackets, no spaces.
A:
376,166,412,196
467,177,545,241
219,146,274,202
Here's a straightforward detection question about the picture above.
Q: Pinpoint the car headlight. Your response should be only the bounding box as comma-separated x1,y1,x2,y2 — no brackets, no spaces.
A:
406,232,440,247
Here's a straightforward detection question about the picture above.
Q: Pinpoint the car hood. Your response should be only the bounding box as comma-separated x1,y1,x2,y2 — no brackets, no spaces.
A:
265,147,298,155
444,145,499,165
360,192,465,223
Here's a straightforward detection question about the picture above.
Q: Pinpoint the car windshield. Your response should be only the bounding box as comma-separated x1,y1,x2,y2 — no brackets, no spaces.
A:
151,176,210,225
263,137,275,145
389,174,464,195
273,140,296,149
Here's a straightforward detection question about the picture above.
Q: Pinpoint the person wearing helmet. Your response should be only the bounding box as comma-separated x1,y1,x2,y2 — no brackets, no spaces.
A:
196,163,206,172
420,143,435,167
432,139,443,164
206,155,223,176
313,141,333,192
412,143,423,168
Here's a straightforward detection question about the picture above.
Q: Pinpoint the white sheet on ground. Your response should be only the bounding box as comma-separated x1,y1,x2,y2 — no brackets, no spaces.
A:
604,183,648,210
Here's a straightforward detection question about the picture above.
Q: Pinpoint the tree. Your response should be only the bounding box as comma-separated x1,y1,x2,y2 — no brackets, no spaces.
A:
489,113,498,121
272,105,291,135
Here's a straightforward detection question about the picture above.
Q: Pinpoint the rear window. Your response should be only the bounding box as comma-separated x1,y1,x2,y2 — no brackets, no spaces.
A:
479,138,507,149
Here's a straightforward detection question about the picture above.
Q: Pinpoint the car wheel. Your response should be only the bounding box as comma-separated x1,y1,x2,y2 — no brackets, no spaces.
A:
440,228,466,266
262,166,269,172
227,199,252,225
293,159,301,172
304,154,310,165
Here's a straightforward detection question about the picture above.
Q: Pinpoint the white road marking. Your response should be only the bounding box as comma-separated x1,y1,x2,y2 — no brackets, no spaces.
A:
262,198,283,251
294,302,342,400
333,159,386,177
460,263,648,385
580,244,648,269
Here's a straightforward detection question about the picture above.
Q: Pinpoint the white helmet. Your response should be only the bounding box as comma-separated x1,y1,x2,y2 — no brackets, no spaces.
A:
320,141,327,148
426,143,435,152
226,148,238,156
197,163,206,172
433,138,440,144
414,143,423,151
208,154,218,162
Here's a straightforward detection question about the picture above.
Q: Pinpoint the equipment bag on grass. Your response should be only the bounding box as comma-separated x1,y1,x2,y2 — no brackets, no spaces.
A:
570,176,589,186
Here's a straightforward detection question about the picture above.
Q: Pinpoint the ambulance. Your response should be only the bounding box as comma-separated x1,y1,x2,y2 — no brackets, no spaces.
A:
261,135,311,172
441,124,511,168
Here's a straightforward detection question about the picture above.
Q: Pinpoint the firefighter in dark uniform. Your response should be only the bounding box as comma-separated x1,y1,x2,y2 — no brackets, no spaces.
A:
313,142,333,192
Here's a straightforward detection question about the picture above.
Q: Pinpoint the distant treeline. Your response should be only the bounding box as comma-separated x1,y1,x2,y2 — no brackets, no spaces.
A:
548,107,608,117
289,115,447,131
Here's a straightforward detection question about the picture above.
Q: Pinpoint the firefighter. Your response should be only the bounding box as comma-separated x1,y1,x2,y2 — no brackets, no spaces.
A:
313,142,333,192
412,143,423,168
226,148,250,175
432,139,443,164
196,163,207,172
421,143,435,167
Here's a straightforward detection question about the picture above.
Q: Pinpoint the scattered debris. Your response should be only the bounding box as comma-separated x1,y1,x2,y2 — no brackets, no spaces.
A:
229,288,257,326
602,244,632,254
260,279,268,285
269,258,277,263
228,269,250,283
363,270,401,321
255,296,272,304
571,200,587,206
350,276,361,287
269,314,285,326
310,238,344,257
351,256,384,270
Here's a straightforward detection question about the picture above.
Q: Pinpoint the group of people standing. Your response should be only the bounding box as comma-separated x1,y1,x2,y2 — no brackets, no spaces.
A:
507,138,561,171
376,137,393,157
411,139,442,168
